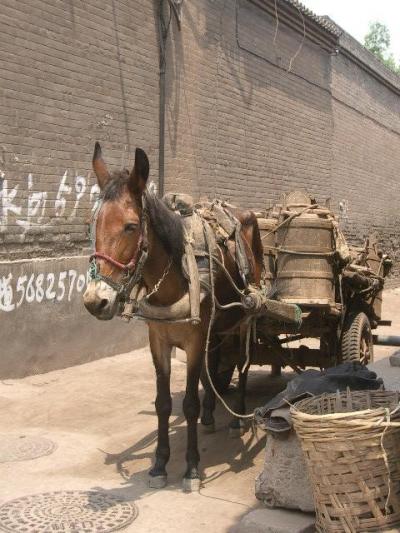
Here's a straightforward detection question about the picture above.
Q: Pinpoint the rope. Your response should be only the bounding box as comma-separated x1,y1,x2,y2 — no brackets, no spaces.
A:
243,317,252,373
380,409,392,515
133,314,194,324
287,3,306,72
209,254,245,298
381,403,400,515
267,246,335,257
261,204,323,242
272,0,279,47
203,221,254,420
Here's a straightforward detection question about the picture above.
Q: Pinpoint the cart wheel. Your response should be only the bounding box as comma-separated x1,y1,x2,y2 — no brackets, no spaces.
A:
341,311,374,365
214,365,235,395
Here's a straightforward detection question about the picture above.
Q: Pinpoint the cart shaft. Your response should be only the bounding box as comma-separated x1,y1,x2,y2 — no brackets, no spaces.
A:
373,335,400,347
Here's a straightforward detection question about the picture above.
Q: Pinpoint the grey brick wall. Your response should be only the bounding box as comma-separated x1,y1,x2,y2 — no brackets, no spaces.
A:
0,0,159,260
164,0,333,209
330,43,400,280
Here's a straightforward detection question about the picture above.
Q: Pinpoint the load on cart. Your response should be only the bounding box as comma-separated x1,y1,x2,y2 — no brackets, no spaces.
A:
212,189,393,393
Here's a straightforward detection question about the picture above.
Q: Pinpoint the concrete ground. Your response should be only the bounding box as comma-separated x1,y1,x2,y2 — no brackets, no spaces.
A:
0,349,292,532
373,287,400,361
1,288,399,532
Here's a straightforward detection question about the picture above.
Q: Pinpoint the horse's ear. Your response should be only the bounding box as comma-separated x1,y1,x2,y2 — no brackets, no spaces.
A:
92,142,111,190
129,148,149,197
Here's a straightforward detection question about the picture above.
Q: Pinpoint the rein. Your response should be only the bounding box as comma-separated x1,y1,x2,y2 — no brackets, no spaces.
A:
91,234,143,273
88,194,149,298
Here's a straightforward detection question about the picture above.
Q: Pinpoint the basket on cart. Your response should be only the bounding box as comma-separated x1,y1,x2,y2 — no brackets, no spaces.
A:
291,390,400,532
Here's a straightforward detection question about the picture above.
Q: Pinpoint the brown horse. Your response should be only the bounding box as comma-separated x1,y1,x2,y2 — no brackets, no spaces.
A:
83,143,263,491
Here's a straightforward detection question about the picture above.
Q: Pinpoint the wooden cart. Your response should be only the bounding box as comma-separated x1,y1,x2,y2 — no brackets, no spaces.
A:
214,192,393,390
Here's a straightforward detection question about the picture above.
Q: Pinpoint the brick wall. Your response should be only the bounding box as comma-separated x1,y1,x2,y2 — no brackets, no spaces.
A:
0,0,159,260
164,0,333,209
330,34,400,281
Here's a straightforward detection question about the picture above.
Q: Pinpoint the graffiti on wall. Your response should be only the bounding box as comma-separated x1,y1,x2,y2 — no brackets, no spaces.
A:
0,169,98,312
0,268,90,312
0,170,159,314
0,171,100,230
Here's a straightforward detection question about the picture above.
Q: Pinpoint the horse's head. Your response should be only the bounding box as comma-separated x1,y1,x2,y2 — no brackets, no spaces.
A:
83,142,149,320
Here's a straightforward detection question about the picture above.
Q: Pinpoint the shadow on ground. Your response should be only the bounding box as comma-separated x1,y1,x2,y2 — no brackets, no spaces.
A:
92,371,292,506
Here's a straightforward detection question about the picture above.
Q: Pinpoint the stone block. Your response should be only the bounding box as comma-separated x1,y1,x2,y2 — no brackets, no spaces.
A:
255,431,314,513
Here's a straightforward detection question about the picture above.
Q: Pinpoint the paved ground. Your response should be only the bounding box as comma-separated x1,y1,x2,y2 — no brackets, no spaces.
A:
0,350,294,532
1,288,399,532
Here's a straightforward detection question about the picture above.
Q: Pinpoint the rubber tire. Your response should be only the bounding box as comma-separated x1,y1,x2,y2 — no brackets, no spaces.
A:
341,311,374,364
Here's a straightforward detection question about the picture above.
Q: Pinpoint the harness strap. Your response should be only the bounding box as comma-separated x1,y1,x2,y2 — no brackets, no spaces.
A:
88,193,148,297
90,234,143,272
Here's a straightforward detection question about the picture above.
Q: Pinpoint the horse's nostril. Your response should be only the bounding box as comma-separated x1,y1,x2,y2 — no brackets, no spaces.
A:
99,299,109,310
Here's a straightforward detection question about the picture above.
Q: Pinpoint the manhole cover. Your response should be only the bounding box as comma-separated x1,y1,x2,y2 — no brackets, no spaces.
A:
0,434,56,463
0,491,138,532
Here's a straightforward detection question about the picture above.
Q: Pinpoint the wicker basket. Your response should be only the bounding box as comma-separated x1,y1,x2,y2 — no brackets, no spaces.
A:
291,390,400,533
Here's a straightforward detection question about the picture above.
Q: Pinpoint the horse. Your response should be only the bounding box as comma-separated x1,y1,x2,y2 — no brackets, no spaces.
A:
83,143,264,491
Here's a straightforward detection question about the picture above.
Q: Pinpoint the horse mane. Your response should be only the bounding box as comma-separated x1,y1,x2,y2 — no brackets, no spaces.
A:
102,169,130,201
102,172,184,266
145,192,185,266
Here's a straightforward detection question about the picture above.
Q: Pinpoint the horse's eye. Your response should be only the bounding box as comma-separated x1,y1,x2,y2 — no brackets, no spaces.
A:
124,223,137,232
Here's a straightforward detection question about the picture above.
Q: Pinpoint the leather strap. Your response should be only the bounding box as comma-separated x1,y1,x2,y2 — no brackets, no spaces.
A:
90,233,143,272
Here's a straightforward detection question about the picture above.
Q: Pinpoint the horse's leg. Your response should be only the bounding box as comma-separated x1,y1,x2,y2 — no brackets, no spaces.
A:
182,341,204,492
229,363,249,437
148,330,172,489
200,339,218,433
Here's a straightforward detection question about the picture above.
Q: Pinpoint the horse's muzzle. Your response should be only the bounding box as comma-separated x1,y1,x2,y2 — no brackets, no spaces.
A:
83,280,118,320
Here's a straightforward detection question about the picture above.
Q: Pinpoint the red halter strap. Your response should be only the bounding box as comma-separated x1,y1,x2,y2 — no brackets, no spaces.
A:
90,233,143,273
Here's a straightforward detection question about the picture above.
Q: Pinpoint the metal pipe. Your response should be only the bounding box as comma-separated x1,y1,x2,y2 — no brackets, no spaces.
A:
159,66,165,198
157,1,182,197
373,335,400,347
158,0,167,198
276,334,305,345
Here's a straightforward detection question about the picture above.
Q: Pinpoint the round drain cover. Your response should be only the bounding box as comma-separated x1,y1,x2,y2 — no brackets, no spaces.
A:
0,491,138,532
0,434,56,463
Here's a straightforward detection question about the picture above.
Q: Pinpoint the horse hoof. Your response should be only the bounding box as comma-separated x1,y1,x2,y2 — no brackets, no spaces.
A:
202,422,216,434
149,475,168,489
182,476,201,492
229,426,246,438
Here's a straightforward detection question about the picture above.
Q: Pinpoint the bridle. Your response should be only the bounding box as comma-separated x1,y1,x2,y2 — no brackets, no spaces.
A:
88,193,149,299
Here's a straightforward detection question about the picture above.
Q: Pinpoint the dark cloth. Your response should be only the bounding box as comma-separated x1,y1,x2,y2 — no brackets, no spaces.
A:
254,362,383,433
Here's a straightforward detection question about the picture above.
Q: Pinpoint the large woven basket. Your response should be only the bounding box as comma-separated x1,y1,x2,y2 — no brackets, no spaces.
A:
291,390,400,532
